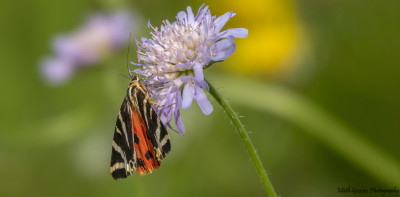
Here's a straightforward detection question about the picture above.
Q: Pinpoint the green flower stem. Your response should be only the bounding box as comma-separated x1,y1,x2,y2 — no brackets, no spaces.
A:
206,79,278,197
211,75,400,185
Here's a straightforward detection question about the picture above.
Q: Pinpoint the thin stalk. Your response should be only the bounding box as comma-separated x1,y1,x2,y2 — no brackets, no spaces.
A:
206,79,278,197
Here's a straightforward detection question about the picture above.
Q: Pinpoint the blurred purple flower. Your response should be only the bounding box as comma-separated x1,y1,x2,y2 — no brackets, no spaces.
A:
41,11,136,85
134,4,248,134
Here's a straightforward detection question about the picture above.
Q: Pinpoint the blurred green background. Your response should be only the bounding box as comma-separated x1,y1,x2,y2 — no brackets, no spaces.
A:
1,0,399,196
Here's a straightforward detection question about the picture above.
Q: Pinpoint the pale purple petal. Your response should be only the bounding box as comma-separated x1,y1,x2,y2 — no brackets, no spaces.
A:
133,68,144,75
196,4,206,18
193,62,204,83
147,18,151,28
176,11,187,23
204,10,212,33
187,6,195,25
194,5,209,27
130,62,142,66
174,109,185,135
179,75,192,83
194,86,213,115
160,113,169,125
182,83,195,109
211,43,236,62
213,11,233,34
165,89,175,106
215,36,235,51
176,89,182,107
197,80,209,91
141,37,149,43
217,28,248,39
156,77,167,83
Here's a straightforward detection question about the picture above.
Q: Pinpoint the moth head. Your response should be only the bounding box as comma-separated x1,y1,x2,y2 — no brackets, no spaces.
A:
126,65,138,81
130,75,139,82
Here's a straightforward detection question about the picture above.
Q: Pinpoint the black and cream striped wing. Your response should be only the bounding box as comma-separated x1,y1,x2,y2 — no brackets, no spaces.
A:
110,97,136,179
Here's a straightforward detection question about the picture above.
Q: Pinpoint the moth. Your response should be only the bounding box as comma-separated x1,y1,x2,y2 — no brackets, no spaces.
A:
110,75,171,179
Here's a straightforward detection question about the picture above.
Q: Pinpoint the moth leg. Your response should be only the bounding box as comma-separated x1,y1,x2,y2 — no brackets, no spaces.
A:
138,80,153,99
144,85,152,99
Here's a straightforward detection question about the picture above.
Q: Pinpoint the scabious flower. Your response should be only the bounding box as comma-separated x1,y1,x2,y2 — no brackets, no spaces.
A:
41,11,136,85
134,4,248,134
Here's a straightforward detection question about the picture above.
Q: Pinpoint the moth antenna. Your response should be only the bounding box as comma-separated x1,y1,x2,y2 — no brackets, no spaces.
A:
127,32,132,76
128,66,134,78
111,71,130,79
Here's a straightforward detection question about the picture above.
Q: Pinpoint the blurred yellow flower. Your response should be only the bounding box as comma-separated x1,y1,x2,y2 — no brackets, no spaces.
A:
213,0,304,77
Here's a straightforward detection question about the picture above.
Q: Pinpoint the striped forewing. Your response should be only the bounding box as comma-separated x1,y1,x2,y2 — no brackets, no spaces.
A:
110,97,136,179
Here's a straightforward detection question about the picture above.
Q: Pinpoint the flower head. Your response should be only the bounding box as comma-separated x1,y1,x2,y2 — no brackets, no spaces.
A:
41,11,136,85
134,4,247,134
